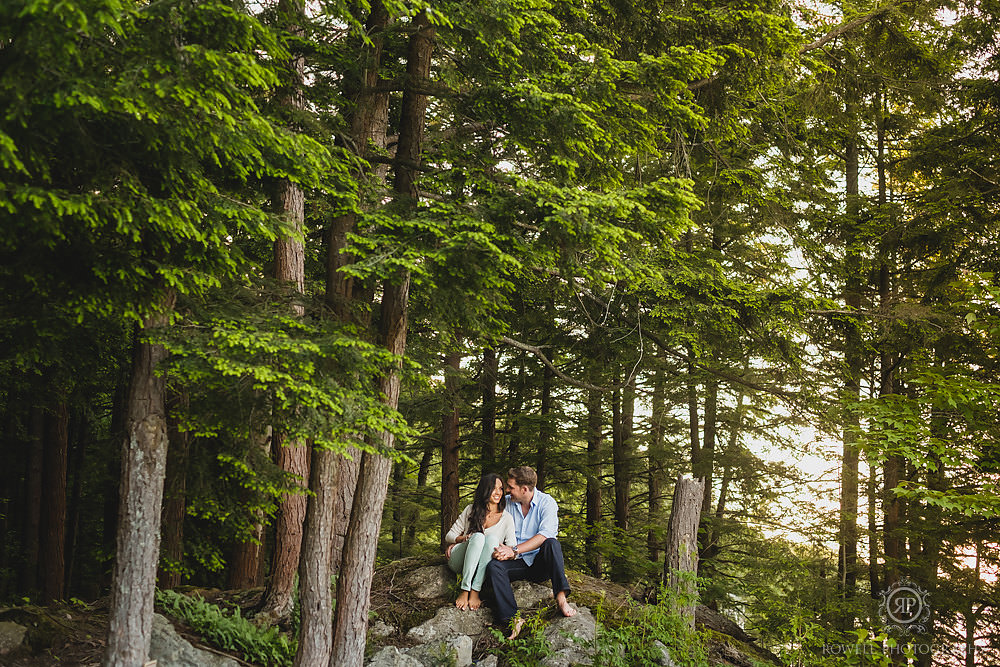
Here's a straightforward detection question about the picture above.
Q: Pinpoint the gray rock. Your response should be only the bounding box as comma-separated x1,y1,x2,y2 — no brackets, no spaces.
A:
539,648,593,667
513,580,552,609
405,565,455,599
542,605,596,652
408,634,473,667
371,619,397,639
367,645,423,667
0,621,27,655
406,606,491,644
653,640,680,666
149,613,239,667
475,655,499,667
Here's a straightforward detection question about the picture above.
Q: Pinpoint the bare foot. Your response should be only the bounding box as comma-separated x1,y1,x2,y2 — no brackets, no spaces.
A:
506,617,526,640
455,590,470,610
468,590,482,610
556,592,577,617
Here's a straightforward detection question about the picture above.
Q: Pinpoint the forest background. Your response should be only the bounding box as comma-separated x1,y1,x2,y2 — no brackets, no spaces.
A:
1,0,999,665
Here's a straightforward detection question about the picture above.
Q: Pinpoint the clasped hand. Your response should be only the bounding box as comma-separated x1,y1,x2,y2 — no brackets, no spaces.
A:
492,544,516,561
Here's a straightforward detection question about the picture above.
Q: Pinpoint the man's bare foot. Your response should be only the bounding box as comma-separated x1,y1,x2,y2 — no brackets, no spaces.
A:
506,617,526,640
556,592,577,617
455,590,470,610
468,590,482,610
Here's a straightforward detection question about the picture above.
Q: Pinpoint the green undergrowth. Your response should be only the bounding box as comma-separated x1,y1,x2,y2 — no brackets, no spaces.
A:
589,593,712,667
156,588,296,666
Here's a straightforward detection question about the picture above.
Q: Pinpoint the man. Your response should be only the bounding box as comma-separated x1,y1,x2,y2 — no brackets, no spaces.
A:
486,465,576,638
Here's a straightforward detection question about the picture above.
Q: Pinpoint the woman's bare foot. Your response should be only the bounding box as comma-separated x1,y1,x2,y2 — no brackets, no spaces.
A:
506,617,526,640
468,590,482,610
455,590,470,610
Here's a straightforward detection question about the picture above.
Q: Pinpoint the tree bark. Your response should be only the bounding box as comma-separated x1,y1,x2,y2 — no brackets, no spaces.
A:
480,347,498,471
440,349,462,543
536,348,554,490
330,448,360,572
104,291,175,667
258,0,310,621
585,388,603,578
838,132,862,626
665,476,705,630
40,400,69,603
293,443,337,667
21,405,43,595
158,391,189,590
647,369,666,562
259,428,309,621
331,10,432,662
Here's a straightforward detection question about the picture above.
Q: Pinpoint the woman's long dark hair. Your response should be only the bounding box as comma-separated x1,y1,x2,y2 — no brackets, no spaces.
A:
469,473,506,534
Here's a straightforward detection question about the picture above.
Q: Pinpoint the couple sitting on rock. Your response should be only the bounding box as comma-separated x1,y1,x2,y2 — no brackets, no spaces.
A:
444,465,577,638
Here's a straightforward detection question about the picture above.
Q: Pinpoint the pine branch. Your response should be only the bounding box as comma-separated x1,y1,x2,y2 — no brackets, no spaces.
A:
798,5,895,54
498,336,608,392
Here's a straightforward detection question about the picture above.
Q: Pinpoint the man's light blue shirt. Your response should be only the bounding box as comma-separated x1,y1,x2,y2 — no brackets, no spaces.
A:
504,488,558,566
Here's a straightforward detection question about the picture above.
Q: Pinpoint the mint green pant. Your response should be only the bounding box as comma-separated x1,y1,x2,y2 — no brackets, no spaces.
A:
448,532,500,592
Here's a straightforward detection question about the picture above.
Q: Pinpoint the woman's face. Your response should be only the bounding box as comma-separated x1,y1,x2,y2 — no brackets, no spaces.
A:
490,478,504,505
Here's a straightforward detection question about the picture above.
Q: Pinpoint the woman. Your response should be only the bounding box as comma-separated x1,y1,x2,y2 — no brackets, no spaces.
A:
444,472,516,610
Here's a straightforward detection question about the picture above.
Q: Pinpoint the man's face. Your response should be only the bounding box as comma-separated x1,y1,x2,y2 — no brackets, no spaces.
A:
506,478,528,503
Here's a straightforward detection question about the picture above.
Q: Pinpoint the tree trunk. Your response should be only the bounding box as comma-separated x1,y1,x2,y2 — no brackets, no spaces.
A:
326,0,390,576
293,443,337,667
258,0,310,620
158,391,189,590
440,349,462,543
64,407,89,595
585,388,603,578
21,405,43,595
647,369,666,562
40,400,69,603
536,348,554,490
330,449,360,572
104,291,175,666
405,445,434,547
838,132,862,627
259,428,309,621
664,476,705,630
480,347,498,471
507,352,526,463
102,354,129,591
331,10,432,662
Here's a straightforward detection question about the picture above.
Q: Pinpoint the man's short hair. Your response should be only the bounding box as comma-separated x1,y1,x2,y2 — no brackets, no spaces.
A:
507,466,537,489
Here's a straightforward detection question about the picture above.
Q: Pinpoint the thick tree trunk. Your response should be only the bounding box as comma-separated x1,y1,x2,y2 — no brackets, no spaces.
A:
259,0,310,620
259,429,309,621
664,476,705,630
21,405,43,595
839,133,862,625
480,347,498,470
647,370,666,562
104,292,175,666
440,349,462,542
331,11,432,662
158,392,189,590
326,1,390,576
40,400,69,603
293,444,338,667
330,448,360,572
585,388,603,578
331,280,410,667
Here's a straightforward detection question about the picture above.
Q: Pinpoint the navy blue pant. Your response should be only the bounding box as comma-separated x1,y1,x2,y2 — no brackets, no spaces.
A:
485,537,571,626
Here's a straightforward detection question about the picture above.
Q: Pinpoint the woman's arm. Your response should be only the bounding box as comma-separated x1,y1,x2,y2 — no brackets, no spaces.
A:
501,513,516,547
444,504,472,544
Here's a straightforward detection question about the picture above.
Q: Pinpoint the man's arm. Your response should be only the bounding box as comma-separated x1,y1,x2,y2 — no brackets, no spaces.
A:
493,494,558,560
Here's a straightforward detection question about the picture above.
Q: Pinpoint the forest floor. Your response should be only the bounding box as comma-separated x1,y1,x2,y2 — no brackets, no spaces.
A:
0,560,780,666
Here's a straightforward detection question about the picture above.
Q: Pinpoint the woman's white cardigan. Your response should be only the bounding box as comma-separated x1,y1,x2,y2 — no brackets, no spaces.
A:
445,504,516,546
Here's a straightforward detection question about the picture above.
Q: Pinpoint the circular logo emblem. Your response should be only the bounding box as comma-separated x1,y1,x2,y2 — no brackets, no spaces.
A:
879,579,931,635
